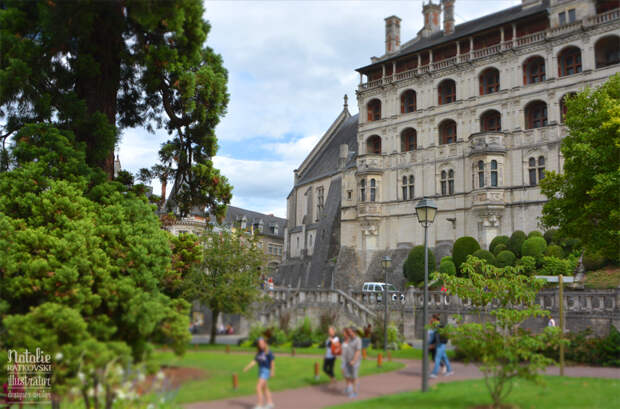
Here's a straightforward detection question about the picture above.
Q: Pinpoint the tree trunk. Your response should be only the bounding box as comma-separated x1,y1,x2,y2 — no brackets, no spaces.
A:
73,1,123,177
210,309,219,345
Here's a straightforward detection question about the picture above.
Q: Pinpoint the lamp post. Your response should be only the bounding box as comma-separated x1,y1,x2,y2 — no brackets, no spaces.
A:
415,198,438,393
381,255,392,351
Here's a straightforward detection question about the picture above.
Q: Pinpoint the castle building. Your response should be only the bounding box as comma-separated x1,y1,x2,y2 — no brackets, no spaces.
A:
278,0,620,289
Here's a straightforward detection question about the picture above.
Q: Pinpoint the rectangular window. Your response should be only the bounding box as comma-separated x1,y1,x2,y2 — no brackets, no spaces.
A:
409,185,414,200
402,186,408,201
568,9,576,23
559,11,566,25
441,181,447,196
538,168,545,181
491,171,498,187
529,169,537,186
448,180,455,195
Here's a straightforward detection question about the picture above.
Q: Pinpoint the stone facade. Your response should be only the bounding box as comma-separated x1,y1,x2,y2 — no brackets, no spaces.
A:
279,0,620,290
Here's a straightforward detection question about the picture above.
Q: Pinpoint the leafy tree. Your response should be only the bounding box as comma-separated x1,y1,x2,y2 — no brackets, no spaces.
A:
164,232,203,298
184,228,264,344
434,257,563,409
540,74,620,262
403,245,435,285
0,0,231,218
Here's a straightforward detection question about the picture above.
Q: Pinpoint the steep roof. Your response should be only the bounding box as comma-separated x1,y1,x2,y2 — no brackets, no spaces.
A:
221,205,286,239
296,113,359,186
357,0,549,72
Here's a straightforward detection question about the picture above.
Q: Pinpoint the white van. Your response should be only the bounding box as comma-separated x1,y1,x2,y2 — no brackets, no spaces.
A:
362,282,405,302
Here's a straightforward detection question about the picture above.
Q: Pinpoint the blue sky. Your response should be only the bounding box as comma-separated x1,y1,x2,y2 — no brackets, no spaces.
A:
119,0,521,217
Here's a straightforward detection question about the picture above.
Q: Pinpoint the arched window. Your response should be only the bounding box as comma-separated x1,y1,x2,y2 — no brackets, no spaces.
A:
558,46,582,77
479,68,500,95
370,179,376,202
560,93,576,123
439,119,457,144
438,79,456,105
401,128,417,152
480,110,501,132
360,179,366,202
367,99,381,121
525,101,548,129
491,160,498,187
478,160,485,188
402,175,414,200
441,170,455,195
367,135,382,154
595,35,620,68
523,56,546,84
401,90,417,113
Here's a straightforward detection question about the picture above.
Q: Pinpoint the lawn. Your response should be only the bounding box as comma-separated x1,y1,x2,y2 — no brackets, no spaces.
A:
153,349,404,403
328,376,620,409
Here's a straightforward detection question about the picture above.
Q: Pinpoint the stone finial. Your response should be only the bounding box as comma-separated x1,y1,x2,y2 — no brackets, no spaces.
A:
343,94,348,110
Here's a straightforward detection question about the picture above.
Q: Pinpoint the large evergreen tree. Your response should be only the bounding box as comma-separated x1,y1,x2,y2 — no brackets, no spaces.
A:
0,0,231,218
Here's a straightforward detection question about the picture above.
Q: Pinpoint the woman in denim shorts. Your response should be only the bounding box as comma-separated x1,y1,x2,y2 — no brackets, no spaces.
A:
244,337,275,409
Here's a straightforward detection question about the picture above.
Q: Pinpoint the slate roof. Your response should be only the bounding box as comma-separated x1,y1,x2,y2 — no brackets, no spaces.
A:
296,114,359,186
221,205,287,239
357,0,549,72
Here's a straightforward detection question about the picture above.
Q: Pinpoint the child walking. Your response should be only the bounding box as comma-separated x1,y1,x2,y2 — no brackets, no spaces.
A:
243,337,275,409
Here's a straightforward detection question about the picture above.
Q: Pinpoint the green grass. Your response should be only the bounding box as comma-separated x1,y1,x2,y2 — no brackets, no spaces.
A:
585,267,620,289
328,376,620,409
153,349,404,403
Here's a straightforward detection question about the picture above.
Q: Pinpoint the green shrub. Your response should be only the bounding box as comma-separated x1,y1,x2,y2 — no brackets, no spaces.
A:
371,317,402,350
528,230,543,238
489,235,510,254
290,317,314,348
248,323,266,345
403,245,435,284
583,250,607,271
496,250,517,267
439,259,457,276
452,236,480,271
492,243,508,256
544,229,560,245
561,237,582,254
472,249,497,266
540,256,578,276
545,244,564,258
263,326,288,346
440,255,453,264
517,256,537,275
521,236,547,265
543,327,620,367
508,230,527,257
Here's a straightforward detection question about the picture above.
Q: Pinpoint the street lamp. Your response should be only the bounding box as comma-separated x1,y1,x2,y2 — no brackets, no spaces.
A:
415,198,438,393
381,255,392,351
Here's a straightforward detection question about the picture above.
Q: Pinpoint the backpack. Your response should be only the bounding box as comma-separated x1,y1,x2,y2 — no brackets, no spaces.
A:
330,340,342,356
436,324,449,345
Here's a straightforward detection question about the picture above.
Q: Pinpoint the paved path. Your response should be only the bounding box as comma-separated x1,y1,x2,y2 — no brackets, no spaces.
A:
184,358,619,409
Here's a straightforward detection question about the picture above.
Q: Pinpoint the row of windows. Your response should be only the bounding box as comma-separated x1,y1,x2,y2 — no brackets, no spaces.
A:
365,96,573,154
366,35,620,121
359,178,377,202
474,160,499,188
267,244,283,256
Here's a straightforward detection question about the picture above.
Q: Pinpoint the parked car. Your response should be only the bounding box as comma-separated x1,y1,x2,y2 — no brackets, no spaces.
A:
362,282,405,302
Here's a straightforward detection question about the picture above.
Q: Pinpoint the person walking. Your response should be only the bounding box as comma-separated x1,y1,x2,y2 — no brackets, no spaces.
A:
429,321,454,379
428,314,445,375
243,337,275,409
323,326,340,384
342,327,362,398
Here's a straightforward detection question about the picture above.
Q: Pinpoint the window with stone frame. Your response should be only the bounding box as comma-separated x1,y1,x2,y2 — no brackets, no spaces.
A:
478,160,485,188
401,90,417,113
537,156,545,182
367,99,381,121
439,120,457,144
448,170,455,195
402,175,414,201
438,79,456,105
479,68,500,95
595,35,620,68
360,179,366,202
316,186,324,221
491,160,499,187
481,110,501,132
527,157,545,186
441,170,455,196
558,46,582,77
525,100,548,129
367,135,382,154
370,178,377,202
523,56,546,84
401,128,417,152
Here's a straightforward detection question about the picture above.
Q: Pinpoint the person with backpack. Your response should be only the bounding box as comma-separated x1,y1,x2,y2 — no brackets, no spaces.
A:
428,314,445,374
323,326,340,383
429,320,454,378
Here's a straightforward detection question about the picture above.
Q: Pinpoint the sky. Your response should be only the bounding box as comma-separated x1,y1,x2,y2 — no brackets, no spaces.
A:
119,0,521,218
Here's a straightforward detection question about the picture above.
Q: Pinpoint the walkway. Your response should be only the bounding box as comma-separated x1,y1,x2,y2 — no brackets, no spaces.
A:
184,358,619,409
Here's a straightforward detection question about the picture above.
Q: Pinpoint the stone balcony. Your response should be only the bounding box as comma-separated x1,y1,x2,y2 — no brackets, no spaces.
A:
358,202,382,218
471,189,506,207
468,131,506,157
356,154,384,174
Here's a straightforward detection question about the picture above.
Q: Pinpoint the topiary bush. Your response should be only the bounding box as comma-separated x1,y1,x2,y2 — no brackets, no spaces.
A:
439,259,457,276
517,256,537,276
496,250,517,267
545,244,564,258
472,249,497,266
452,236,480,272
489,235,510,254
493,243,508,256
582,250,607,272
521,236,547,265
508,230,527,257
403,245,435,285
440,255,453,264
544,229,560,245
528,230,543,238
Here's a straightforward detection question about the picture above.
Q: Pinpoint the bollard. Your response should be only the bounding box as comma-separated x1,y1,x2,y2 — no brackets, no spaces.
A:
387,351,392,362
232,373,238,390
314,362,320,381
291,348,295,357
225,345,230,354
377,353,383,368
362,348,367,360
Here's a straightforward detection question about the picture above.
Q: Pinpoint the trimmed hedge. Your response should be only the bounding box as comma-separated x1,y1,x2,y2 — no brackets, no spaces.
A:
540,256,577,276
403,245,435,284
440,256,453,264
489,235,510,254
496,250,517,267
528,230,543,238
522,236,548,264
472,249,497,266
493,243,508,256
439,259,457,276
583,250,607,272
545,244,564,258
452,236,480,271
508,230,527,257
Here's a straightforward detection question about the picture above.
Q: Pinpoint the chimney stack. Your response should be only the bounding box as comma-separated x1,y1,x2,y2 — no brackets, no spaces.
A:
385,15,402,54
441,0,455,35
339,144,349,169
421,1,442,38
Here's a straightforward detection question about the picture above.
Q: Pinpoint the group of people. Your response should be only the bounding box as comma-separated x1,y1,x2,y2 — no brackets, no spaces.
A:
428,314,454,378
323,326,362,398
